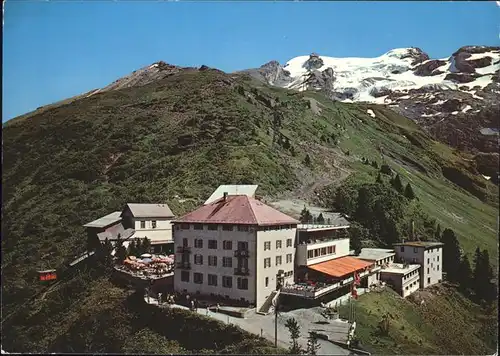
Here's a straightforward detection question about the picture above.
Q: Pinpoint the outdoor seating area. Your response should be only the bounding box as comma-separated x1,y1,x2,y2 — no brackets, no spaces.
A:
116,253,175,278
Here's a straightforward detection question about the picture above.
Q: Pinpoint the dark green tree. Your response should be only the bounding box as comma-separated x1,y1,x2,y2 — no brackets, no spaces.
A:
371,160,378,169
142,237,151,254
128,240,138,257
348,222,366,255
472,248,497,302
306,332,321,355
380,164,392,175
284,317,303,354
391,174,404,194
441,228,461,283
316,213,325,224
404,183,416,200
376,173,383,184
457,254,473,294
304,154,312,166
136,238,143,255
435,223,442,241
99,238,114,270
300,207,313,224
86,233,101,254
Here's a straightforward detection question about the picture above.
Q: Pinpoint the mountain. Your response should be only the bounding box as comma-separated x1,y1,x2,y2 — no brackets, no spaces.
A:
2,57,498,353
242,46,500,165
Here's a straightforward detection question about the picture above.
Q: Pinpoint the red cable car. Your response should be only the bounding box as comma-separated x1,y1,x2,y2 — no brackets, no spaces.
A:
38,269,57,282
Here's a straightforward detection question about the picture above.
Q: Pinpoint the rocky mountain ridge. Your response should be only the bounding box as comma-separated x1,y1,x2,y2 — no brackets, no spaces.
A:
242,46,500,158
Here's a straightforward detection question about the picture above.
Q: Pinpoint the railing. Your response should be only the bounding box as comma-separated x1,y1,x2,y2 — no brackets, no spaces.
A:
176,262,191,269
234,249,250,258
234,267,250,276
176,246,191,253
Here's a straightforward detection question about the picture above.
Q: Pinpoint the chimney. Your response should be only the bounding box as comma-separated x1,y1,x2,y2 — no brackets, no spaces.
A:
223,192,228,201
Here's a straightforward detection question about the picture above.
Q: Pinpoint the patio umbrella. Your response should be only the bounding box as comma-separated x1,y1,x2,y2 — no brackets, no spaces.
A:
142,258,153,264
141,253,152,258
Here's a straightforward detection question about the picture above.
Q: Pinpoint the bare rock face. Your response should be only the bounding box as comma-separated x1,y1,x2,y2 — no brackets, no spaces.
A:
414,60,447,76
303,53,324,71
370,86,391,98
453,52,475,73
305,67,336,90
406,47,430,65
444,72,479,83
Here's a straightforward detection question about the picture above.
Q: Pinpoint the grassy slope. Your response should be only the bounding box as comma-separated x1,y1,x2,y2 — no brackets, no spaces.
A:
338,285,498,355
2,69,497,352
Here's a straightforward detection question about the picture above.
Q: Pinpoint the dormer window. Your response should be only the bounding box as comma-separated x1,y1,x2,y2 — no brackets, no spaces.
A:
140,221,146,229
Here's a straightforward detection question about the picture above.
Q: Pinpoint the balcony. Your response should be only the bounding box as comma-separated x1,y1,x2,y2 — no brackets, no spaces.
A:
176,261,191,269
234,249,250,258
176,246,191,254
234,267,250,276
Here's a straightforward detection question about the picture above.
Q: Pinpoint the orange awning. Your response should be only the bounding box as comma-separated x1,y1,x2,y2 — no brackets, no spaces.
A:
308,256,374,278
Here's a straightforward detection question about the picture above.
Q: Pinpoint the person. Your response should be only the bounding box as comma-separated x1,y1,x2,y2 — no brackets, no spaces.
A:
216,303,220,313
194,299,198,312
191,300,195,310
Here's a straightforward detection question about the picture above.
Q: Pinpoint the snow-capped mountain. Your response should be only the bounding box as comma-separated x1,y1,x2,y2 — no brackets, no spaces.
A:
243,46,500,154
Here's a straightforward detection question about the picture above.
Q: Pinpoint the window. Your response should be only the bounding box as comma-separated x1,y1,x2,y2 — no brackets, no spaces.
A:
414,247,418,253
427,268,430,274
405,286,408,290
208,224,218,231
437,256,439,262
286,253,292,263
401,247,405,252
222,276,232,288
427,277,431,284
237,278,248,290
208,240,217,249
152,220,157,229
140,221,146,229
286,238,293,247
427,258,430,264
238,241,248,250
194,254,203,265
223,257,233,268
264,258,271,268
223,240,233,250
314,249,319,257
307,250,314,259
194,273,203,284
437,265,439,271
181,271,190,282
183,238,188,247
222,225,233,231
180,223,190,230
321,247,327,255
327,246,333,254
276,256,282,266
194,224,204,230
208,256,217,266
194,239,203,248
276,240,282,249
208,274,217,286
264,242,271,251
265,277,269,287
238,225,249,232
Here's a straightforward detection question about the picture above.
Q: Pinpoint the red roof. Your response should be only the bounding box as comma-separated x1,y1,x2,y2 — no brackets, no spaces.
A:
173,195,300,226
308,256,374,278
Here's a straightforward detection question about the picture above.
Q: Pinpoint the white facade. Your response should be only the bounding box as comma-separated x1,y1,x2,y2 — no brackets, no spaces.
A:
296,238,350,266
172,223,297,309
255,227,297,309
122,210,173,245
394,243,443,289
379,263,421,298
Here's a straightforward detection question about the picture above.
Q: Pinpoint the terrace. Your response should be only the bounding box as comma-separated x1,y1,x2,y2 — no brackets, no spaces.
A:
114,253,175,280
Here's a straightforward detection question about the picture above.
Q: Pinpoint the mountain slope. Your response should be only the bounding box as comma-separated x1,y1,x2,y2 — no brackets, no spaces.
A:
2,65,498,353
243,46,500,162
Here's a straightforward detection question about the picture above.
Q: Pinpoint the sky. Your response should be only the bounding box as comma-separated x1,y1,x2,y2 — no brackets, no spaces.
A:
3,1,500,121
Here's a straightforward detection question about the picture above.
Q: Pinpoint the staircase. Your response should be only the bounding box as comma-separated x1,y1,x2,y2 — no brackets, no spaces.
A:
257,290,280,315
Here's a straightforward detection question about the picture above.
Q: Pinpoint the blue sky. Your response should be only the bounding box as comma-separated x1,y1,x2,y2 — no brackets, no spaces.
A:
3,1,499,121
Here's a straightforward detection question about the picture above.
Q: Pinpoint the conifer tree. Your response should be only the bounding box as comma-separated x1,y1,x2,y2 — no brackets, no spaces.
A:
441,228,461,282
316,213,325,224
391,174,404,194
404,183,416,200
457,254,473,293
285,317,303,354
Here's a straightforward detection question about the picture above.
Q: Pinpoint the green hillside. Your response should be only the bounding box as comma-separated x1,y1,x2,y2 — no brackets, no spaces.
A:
338,284,498,355
2,68,498,353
